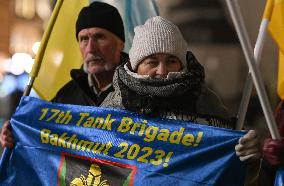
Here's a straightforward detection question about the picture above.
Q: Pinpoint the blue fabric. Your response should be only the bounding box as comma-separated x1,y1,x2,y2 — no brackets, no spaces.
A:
275,167,284,186
123,0,158,51
90,0,158,52
0,97,246,186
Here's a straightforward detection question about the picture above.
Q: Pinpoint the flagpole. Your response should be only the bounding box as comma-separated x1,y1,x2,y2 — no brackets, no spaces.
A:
23,0,64,96
236,0,273,130
225,0,280,139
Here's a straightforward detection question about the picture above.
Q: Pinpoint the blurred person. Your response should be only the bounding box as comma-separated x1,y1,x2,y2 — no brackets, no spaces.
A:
262,100,284,185
263,100,284,166
261,100,284,185
0,2,127,148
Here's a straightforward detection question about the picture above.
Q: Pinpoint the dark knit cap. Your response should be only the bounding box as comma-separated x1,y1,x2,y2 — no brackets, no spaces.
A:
76,2,125,42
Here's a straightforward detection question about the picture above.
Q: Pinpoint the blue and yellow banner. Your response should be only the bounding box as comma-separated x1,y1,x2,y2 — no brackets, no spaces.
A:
0,97,246,185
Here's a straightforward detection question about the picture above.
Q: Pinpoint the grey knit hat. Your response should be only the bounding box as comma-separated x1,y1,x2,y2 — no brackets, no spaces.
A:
129,16,188,71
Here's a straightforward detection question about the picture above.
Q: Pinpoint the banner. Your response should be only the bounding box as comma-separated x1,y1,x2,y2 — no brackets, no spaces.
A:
0,97,246,185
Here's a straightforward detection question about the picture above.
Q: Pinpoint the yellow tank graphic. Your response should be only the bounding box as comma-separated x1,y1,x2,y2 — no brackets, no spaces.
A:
70,163,109,186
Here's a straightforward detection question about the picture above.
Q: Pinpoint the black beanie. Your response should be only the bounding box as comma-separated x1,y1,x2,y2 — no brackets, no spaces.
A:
76,2,125,42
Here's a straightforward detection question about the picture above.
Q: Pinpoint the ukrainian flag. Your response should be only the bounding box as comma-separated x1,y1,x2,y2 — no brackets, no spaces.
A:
32,0,88,100
268,0,284,99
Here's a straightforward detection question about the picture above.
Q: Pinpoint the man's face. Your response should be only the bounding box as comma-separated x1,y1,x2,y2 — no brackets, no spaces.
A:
137,53,182,78
78,27,124,75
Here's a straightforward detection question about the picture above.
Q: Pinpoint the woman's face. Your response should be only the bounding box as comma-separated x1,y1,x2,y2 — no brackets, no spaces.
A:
136,53,182,78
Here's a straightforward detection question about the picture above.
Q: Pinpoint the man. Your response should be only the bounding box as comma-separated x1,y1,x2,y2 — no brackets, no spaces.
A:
52,1,127,105
0,2,127,147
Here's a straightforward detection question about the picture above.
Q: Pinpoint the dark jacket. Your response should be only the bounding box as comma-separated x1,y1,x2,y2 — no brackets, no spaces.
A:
51,69,112,106
51,52,129,106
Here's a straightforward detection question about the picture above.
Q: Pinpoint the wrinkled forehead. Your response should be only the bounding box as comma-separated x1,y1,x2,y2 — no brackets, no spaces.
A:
77,27,123,42
78,27,109,36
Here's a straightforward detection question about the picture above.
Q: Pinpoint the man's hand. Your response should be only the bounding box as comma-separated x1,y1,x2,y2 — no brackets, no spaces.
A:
0,120,14,148
263,138,284,166
235,130,261,161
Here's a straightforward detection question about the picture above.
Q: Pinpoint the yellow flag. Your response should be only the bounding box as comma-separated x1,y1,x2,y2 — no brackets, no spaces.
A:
278,51,284,99
33,0,88,100
268,0,284,99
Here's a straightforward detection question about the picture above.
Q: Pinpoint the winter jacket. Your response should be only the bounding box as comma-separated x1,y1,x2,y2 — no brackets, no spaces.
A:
51,69,112,106
51,52,129,106
101,51,235,129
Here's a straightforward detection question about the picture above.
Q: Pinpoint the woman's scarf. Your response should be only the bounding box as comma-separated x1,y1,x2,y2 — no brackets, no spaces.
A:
116,52,205,115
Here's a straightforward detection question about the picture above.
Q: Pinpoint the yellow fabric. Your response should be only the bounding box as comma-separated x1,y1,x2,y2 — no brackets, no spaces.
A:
278,51,284,99
30,0,63,78
268,0,284,99
33,0,88,100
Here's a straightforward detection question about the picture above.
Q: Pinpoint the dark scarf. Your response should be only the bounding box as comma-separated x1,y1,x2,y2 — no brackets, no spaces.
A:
117,52,205,115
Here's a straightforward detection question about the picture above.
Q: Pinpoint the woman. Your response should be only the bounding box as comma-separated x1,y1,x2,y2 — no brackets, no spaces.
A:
101,16,260,163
